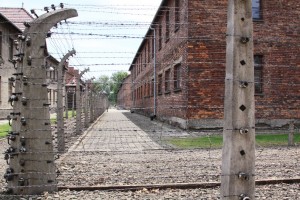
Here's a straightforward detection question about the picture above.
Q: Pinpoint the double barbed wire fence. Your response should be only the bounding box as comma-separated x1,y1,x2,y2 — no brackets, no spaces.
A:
0,1,299,199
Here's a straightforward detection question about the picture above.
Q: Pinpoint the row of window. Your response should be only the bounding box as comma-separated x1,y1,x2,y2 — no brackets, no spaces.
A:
133,53,263,101
133,0,262,80
133,63,181,100
132,0,181,79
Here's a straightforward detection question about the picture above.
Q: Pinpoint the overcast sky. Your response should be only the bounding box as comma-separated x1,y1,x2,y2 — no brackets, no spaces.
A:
0,0,162,79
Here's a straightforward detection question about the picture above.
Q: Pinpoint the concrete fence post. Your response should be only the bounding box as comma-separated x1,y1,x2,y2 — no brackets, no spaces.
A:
221,0,255,199
4,8,77,195
76,68,89,135
57,49,76,152
288,121,295,146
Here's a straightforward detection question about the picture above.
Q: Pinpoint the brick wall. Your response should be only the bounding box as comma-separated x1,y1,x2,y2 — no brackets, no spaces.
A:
186,0,300,128
129,0,189,128
117,75,132,110
124,0,300,129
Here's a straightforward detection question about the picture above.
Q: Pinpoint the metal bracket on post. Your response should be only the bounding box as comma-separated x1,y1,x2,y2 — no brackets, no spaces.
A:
57,49,76,153
221,0,255,199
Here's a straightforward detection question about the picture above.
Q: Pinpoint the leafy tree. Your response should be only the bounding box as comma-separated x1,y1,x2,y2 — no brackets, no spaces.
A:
109,71,128,104
93,72,128,104
93,75,110,94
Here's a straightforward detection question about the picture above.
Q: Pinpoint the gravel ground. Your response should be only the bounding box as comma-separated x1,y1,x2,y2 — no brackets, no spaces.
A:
0,110,300,199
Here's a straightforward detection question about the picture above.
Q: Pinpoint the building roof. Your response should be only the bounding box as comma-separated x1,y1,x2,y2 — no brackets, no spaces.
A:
129,0,166,71
0,7,34,31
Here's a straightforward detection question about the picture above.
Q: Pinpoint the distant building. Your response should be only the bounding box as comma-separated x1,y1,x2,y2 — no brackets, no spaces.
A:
65,66,85,110
122,0,300,129
0,7,61,118
117,75,132,110
0,8,33,118
45,55,60,112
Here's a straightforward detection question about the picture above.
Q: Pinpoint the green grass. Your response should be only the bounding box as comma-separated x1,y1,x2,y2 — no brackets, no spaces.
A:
51,111,76,124
170,135,223,148
0,111,77,137
169,133,300,149
256,134,300,147
65,110,76,118
0,123,10,138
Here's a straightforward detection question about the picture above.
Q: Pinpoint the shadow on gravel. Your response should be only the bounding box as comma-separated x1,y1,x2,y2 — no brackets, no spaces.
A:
122,111,189,149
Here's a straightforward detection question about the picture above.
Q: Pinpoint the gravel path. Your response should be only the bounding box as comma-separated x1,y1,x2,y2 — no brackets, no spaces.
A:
0,109,299,199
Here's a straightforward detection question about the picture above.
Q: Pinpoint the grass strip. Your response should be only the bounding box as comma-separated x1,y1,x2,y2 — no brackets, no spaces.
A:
0,123,10,138
169,134,300,148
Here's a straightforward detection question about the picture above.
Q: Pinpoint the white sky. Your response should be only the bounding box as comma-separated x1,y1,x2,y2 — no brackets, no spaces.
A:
0,0,162,79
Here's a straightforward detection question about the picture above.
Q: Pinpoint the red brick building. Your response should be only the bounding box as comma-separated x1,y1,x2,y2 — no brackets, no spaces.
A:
123,0,300,129
65,66,85,109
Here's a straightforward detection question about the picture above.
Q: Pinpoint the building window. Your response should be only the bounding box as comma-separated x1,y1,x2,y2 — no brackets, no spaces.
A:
165,69,171,93
53,90,56,104
158,74,163,95
165,9,170,42
175,0,180,31
158,24,162,50
147,81,150,96
143,51,146,68
148,40,151,63
48,89,52,104
144,83,147,97
0,32,2,57
9,38,14,60
8,78,13,96
252,0,262,20
254,55,263,94
174,63,181,90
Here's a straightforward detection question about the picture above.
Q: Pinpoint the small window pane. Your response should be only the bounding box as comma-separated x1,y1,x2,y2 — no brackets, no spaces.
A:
174,64,181,90
254,55,263,94
252,0,261,19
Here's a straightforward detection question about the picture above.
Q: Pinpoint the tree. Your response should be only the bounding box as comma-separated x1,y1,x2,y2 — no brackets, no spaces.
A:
93,75,110,94
110,71,128,104
93,72,128,104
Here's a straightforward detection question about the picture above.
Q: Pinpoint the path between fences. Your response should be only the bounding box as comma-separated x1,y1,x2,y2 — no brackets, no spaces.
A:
68,109,162,152
0,109,300,199
57,109,300,189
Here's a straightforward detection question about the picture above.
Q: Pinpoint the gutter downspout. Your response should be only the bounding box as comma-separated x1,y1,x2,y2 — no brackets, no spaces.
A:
149,26,156,119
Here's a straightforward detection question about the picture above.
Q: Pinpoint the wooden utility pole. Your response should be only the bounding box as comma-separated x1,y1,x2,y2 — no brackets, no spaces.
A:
57,49,76,152
76,68,89,135
5,8,77,195
221,0,255,199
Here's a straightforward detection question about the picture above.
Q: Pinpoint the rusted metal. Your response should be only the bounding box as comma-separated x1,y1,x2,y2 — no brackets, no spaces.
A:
58,178,300,191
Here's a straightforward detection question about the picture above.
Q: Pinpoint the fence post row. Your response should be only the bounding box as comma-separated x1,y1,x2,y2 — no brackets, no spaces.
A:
4,8,78,195
76,68,89,135
57,49,76,152
221,0,255,199
84,78,94,128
